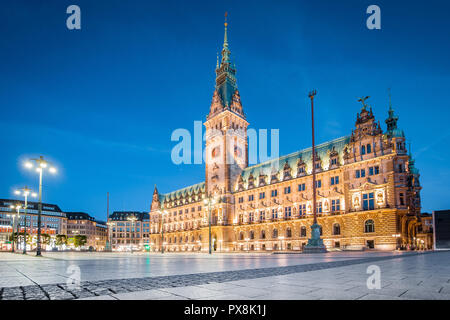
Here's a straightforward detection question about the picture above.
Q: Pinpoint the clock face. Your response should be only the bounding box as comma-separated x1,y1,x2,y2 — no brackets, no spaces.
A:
212,146,220,158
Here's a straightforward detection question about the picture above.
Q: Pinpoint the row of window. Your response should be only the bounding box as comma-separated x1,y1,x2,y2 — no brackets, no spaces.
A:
237,220,375,240
239,178,339,203
165,234,202,244
112,228,141,232
355,166,380,178
239,200,343,223
170,206,202,216
360,143,372,155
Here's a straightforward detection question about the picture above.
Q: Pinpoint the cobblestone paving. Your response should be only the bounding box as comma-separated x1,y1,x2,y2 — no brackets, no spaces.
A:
0,251,434,300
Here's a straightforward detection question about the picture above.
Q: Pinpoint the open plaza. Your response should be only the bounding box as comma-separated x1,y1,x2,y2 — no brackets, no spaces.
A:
0,250,449,300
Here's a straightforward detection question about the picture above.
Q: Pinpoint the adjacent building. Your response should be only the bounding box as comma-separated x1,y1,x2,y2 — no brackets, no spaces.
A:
433,210,450,249
146,20,426,253
66,212,108,250
0,199,67,251
108,211,150,251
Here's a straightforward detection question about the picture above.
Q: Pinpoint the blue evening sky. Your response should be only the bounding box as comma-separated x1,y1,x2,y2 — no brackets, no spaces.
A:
0,0,449,220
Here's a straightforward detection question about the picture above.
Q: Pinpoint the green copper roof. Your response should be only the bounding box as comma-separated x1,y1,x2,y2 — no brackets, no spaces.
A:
238,136,351,189
160,182,205,203
216,79,237,107
391,128,405,138
214,19,238,107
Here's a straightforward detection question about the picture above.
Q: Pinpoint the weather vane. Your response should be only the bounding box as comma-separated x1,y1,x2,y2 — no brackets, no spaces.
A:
357,96,370,109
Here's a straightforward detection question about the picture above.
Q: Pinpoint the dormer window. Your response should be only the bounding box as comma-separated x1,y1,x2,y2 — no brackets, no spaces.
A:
271,172,279,184
329,147,339,168
237,175,244,191
297,157,306,177
313,153,322,172
258,174,267,187
248,173,255,189
283,161,292,180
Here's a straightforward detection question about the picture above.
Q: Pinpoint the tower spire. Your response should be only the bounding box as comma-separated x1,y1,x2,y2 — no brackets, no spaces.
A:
224,12,228,47
388,88,393,111
209,12,239,113
385,88,399,136
221,12,231,64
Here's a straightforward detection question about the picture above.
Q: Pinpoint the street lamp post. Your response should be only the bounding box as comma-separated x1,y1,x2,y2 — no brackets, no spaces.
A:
25,156,57,256
106,222,114,252
14,187,37,254
203,194,217,255
158,209,168,254
8,204,22,253
304,90,327,253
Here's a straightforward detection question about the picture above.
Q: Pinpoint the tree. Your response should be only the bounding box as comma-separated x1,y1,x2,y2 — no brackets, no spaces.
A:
73,235,87,248
55,234,67,246
26,234,34,246
9,232,19,242
41,233,51,245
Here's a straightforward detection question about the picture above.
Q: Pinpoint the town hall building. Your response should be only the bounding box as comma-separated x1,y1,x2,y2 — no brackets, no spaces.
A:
146,19,427,252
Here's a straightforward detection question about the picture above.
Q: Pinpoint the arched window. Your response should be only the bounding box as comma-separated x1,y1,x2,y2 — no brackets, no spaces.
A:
239,231,244,240
300,226,307,237
367,144,372,153
333,223,341,235
272,228,278,239
365,220,375,233
250,230,255,239
361,145,366,155
261,230,266,239
286,227,292,238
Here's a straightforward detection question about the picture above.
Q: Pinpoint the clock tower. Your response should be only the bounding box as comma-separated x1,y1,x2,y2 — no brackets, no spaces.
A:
204,16,249,227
